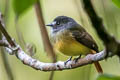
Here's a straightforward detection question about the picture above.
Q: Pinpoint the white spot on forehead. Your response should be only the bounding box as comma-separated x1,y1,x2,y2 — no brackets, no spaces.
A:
51,21,56,25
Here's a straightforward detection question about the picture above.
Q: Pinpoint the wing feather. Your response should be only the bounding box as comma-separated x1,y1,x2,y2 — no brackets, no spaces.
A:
69,25,99,52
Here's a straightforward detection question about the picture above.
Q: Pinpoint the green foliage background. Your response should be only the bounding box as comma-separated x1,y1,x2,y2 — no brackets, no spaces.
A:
0,0,120,80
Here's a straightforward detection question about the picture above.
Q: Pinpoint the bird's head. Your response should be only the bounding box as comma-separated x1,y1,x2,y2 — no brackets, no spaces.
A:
46,16,77,32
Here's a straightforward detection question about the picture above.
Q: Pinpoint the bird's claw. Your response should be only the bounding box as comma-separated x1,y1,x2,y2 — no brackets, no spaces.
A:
74,55,81,63
64,56,72,65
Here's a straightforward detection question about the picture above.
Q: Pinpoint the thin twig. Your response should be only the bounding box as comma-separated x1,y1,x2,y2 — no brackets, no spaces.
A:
0,13,15,47
34,1,56,79
49,71,55,80
34,0,56,62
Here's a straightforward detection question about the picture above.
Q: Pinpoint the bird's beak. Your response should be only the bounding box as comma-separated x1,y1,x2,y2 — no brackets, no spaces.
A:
46,21,56,27
46,23,53,27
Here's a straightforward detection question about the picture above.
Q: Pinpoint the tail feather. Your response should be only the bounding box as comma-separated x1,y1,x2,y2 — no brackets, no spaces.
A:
94,61,103,73
91,50,103,73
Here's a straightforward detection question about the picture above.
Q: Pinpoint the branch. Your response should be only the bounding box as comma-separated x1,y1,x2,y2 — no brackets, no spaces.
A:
14,49,111,71
83,0,120,57
83,0,111,43
0,45,114,71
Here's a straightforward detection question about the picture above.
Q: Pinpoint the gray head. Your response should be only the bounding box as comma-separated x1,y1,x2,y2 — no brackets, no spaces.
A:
46,16,78,32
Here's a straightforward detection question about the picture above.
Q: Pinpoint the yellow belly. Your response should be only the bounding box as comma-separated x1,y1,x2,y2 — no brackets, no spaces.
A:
54,39,91,56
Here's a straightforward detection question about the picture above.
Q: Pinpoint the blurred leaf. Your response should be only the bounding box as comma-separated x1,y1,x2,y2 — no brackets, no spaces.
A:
112,0,120,8
13,0,37,16
97,74,120,80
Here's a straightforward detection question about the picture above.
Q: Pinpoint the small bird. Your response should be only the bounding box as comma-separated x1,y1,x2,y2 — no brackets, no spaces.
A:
47,16,103,73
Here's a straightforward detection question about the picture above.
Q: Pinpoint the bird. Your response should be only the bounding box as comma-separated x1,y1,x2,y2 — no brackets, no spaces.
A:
46,16,103,73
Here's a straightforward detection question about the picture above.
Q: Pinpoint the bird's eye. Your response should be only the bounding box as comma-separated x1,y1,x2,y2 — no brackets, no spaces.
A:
56,21,60,25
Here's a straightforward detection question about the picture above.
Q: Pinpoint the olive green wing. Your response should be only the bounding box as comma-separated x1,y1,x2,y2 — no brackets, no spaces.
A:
69,26,99,52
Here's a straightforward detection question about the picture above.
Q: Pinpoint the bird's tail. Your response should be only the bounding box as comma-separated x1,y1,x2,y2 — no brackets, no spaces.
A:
91,50,103,73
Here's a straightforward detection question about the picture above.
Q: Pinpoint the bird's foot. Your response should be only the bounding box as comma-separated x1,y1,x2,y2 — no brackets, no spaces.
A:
74,55,81,63
64,56,72,65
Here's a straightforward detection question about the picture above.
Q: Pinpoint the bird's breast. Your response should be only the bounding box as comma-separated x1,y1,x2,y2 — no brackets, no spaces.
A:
51,30,91,56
